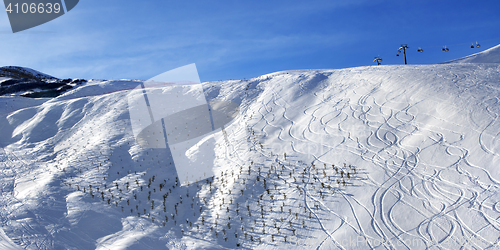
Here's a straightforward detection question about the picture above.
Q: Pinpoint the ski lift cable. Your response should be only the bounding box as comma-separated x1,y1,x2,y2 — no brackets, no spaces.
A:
414,36,500,49
384,38,500,64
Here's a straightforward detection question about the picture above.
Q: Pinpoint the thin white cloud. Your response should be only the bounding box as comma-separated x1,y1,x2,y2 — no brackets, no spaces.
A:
0,0,384,80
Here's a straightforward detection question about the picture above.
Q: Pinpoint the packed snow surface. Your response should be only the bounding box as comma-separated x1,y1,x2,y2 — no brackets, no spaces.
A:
1,61,500,249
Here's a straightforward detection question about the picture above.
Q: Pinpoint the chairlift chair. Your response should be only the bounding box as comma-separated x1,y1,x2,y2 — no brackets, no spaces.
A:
442,46,449,52
471,43,475,48
417,47,423,53
476,41,481,48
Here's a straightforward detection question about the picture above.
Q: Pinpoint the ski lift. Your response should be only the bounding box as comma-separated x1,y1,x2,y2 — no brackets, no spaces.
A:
471,43,475,48
442,46,449,52
417,47,423,53
373,56,382,65
397,44,409,64
476,41,481,48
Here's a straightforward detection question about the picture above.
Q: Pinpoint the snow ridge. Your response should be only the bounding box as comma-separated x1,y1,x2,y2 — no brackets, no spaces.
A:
0,66,58,81
444,44,500,64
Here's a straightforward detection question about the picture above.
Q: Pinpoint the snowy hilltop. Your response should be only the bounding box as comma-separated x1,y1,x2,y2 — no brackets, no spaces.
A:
1,46,500,249
444,43,500,64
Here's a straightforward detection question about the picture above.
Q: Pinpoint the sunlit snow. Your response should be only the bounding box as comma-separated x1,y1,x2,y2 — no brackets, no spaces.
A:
1,46,500,249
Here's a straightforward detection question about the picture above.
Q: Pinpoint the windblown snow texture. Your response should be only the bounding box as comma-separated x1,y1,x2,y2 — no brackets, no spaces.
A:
1,47,500,249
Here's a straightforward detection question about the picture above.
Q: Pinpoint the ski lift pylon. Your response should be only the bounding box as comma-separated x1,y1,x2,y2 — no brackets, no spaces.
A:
398,44,409,65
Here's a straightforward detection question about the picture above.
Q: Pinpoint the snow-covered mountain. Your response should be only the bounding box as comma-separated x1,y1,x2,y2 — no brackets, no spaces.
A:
0,66,58,81
0,66,86,98
1,48,500,249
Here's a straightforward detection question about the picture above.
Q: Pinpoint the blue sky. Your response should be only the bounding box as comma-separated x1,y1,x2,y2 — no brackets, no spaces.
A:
1,0,499,82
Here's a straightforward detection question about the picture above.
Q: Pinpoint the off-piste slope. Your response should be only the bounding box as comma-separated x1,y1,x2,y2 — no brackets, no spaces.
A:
1,62,500,249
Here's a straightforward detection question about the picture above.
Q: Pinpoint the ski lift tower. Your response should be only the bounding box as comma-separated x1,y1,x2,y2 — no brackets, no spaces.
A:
397,44,409,65
373,56,382,65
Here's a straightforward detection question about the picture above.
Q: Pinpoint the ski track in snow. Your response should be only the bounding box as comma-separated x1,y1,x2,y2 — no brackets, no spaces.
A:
236,66,500,249
1,63,500,249
0,148,23,250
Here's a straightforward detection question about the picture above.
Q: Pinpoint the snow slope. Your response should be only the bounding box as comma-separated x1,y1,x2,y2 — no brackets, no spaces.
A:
1,62,500,249
445,44,500,64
